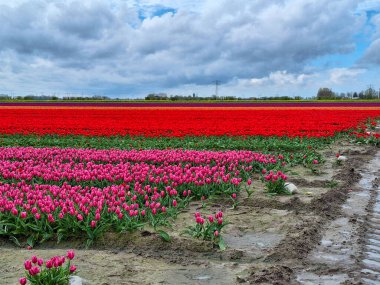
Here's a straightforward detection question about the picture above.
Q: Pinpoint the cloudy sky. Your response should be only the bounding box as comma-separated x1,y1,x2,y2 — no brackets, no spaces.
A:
0,0,379,98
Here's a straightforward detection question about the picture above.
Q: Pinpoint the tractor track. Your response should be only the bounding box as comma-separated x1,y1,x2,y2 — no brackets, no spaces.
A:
361,182,380,284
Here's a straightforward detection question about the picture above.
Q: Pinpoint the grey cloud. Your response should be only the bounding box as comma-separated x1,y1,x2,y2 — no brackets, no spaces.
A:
0,0,369,97
360,39,380,65
51,2,116,40
126,0,361,83
0,1,131,64
359,13,380,65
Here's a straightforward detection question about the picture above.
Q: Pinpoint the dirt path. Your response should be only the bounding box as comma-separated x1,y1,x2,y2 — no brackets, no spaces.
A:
0,143,378,285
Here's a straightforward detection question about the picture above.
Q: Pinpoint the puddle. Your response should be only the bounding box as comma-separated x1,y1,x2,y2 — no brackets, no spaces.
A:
223,232,283,251
297,272,348,285
307,216,357,267
153,264,247,285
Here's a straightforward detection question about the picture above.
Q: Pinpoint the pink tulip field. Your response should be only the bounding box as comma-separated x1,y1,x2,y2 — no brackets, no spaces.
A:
0,147,282,247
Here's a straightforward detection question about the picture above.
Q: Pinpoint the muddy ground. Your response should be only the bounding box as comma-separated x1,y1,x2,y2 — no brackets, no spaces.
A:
0,141,379,285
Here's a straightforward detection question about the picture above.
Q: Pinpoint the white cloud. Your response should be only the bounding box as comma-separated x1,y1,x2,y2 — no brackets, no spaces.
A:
357,0,380,12
249,71,313,86
125,0,204,12
329,68,366,84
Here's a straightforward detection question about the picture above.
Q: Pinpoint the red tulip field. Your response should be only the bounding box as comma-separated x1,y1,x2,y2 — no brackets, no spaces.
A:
1,102,380,284
1,105,380,137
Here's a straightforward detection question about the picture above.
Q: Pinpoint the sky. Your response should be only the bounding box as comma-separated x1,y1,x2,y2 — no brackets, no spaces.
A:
0,0,379,99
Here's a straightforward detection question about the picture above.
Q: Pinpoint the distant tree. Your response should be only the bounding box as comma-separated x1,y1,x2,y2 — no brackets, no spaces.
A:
364,86,376,99
145,93,168,100
317,88,335,100
0,94,11,100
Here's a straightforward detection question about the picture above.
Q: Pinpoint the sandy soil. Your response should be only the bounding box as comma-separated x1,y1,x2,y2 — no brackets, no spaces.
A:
0,142,378,285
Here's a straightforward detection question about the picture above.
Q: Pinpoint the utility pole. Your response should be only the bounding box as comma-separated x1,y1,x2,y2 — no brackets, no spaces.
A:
214,80,220,98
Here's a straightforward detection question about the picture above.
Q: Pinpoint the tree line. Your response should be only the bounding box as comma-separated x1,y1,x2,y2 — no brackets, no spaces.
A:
0,95,111,101
317,87,379,100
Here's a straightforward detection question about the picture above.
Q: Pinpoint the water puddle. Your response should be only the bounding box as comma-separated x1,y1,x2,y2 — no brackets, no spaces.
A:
158,265,244,285
297,272,348,285
223,232,283,258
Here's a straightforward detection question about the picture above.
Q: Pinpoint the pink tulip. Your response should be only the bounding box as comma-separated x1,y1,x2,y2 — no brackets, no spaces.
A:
29,266,40,276
45,260,53,269
11,207,18,216
70,265,77,273
67,250,75,260
24,260,32,270
58,256,65,266
48,214,55,223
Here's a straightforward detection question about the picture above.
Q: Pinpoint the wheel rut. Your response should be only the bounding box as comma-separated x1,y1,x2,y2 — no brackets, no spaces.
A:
361,187,380,284
295,150,380,284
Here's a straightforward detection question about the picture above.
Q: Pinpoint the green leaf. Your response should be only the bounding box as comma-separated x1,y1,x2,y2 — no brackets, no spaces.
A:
86,238,93,248
57,231,64,244
218,237,226,251
9,236,21,247
157,230,171,242
27,235,35,247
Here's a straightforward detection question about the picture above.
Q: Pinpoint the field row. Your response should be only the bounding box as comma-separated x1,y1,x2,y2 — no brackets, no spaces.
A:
1,108,380,137
0,147,283,247
1,102,380,107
